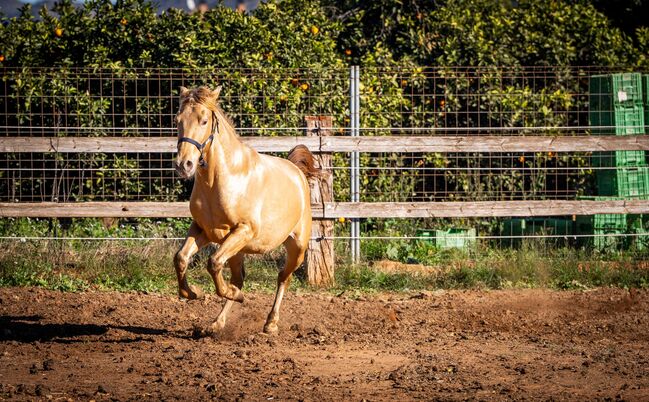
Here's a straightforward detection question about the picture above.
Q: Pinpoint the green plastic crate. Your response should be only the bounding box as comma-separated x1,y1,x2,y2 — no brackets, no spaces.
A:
611,73,644,105
591,227,627,250
589,104,645,136
590,73,645,136
435,228,476,249
596,166,649,197
418,228,476,249
591,150,646,167
632,229,649,250
576,213,627,232
590,73,643,106
576,212,627,251
642,74,649,105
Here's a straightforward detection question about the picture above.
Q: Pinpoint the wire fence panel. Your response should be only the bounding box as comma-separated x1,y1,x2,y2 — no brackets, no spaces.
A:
359,66,643,136
0,67,349,202
0,67,350,137
1,66,649,254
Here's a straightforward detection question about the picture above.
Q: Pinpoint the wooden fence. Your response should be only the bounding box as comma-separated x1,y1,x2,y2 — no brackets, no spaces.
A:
3,131,649,285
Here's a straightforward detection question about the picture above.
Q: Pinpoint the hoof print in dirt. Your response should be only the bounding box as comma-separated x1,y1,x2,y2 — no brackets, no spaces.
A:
95,385,109,395
34,384,48,397
42,359,54,371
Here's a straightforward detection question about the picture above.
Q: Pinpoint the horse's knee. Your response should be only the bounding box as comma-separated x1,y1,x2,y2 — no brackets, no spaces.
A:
207,255,224,275
174,250,189,271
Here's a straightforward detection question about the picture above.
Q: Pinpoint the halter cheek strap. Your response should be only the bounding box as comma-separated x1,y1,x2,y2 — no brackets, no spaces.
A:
177,111,219,168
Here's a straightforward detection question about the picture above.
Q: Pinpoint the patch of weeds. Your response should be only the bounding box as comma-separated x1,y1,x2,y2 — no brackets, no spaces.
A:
334,264,436,292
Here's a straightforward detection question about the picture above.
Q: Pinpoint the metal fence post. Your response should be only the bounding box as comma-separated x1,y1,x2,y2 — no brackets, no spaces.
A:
350,65,361,263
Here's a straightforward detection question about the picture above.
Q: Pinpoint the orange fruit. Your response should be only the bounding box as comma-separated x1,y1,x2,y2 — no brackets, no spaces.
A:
344,49,352,56
0,55,4,62
120,18,127,26
338,217,345,223
518,156,525,163
54,27,63,37
300,83,309,91
310,26,319,35
547,152,554,158
401,79,407,87
290,78,299,87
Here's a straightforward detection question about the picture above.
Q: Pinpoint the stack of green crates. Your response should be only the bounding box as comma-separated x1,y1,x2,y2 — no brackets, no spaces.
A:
589,74,649,198
590,73,647,169
586,73,649,249
643,74,649,134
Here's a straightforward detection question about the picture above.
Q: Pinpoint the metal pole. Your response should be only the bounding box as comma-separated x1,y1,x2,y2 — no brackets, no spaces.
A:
349,66,356,263
350,65,361,264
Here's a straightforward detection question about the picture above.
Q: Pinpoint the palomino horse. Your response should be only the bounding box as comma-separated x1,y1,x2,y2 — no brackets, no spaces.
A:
174,86,319,334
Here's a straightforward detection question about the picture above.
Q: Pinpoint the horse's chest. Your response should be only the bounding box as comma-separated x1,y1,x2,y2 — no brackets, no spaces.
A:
190,196,235,243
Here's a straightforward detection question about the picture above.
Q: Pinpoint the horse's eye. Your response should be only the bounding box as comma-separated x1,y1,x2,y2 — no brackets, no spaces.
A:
201,119,209,126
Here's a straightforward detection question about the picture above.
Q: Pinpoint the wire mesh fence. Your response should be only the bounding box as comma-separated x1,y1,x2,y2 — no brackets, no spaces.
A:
1,66,649,258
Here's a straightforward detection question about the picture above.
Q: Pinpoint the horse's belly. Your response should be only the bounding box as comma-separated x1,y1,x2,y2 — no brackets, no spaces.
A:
240,233,289,254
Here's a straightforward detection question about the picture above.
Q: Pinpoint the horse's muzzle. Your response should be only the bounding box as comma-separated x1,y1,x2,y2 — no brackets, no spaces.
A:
175,158,196,179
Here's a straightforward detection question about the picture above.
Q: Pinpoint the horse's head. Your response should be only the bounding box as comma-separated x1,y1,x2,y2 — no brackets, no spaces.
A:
175,85,222,179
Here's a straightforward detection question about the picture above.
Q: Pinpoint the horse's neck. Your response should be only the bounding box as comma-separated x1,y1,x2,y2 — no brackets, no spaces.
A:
196,116,251,188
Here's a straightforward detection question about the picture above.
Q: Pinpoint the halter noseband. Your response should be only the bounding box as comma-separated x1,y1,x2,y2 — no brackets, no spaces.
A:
177,111,219,168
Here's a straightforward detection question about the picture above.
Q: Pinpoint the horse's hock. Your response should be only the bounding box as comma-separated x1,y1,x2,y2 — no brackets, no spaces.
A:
305,116,335,287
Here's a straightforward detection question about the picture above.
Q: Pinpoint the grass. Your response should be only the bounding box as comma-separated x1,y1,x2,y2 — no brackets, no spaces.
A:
1,238,648,295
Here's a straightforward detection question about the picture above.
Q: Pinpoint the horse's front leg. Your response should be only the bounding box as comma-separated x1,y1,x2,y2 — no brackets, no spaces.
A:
207,223,253,303
175,221,208,300
208,252,245,334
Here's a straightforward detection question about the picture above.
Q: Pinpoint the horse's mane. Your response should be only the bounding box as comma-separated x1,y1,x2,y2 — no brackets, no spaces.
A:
180,86,236,133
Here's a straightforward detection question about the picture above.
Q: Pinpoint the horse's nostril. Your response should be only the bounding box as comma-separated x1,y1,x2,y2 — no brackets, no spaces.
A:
184,160,193,170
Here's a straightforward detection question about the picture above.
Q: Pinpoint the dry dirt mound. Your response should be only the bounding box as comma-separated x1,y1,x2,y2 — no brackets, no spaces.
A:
1,287,648,400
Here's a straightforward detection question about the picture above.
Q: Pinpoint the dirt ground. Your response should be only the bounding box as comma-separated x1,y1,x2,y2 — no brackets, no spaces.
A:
1,286,648,401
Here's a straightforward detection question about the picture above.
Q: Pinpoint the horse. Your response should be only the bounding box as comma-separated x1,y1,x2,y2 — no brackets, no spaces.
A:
173,86,319,334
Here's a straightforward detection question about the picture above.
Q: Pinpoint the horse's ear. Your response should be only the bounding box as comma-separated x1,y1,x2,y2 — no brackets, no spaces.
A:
179,86,190,98
211,86,222,99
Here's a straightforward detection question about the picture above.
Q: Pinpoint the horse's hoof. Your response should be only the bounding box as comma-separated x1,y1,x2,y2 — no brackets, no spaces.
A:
229,288,244,303
192,322,225,339
263,322,278,334
191,324,213,339
180,285,205,300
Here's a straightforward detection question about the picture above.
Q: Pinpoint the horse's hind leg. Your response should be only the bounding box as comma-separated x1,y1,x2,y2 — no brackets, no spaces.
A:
175,221,208,300
264,238,305,334
208,252,245,333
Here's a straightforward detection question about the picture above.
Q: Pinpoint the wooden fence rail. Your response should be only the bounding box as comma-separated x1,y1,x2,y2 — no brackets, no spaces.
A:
2,200,649,219
2,135,649,153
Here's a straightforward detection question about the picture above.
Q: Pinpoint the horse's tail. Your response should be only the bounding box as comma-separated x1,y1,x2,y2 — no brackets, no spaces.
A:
288,145,321,180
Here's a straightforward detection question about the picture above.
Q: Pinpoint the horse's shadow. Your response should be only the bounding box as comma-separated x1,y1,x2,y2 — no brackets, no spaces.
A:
0,315,185,344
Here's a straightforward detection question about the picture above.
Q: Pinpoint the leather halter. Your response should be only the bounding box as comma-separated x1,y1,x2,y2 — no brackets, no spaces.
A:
177,111,219,168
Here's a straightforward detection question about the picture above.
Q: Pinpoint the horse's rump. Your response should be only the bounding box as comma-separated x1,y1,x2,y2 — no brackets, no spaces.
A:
288,145,320,180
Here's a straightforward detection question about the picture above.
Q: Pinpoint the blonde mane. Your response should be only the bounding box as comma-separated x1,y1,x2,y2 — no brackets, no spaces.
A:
180,86,236,133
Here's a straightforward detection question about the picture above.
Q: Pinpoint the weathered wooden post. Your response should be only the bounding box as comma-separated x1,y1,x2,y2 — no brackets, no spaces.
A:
305,116,335,286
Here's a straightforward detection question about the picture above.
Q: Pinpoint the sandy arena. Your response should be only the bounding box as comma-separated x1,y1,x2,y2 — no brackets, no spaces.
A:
1,287,648,400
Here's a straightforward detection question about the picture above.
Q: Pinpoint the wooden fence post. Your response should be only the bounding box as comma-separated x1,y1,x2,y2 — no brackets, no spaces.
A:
305,116,335,286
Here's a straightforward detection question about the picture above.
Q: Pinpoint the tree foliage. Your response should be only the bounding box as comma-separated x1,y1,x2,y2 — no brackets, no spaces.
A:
0,0,647,206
